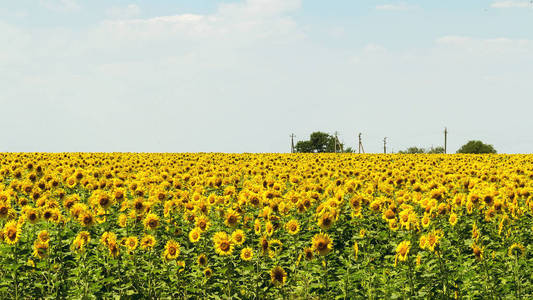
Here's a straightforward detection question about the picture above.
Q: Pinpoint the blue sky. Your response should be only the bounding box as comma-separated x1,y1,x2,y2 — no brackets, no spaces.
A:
1,1,532,153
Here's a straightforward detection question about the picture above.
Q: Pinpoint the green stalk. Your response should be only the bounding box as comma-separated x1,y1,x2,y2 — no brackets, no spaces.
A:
82,252,89,298
407,259,415,298
481,259,495,300
254,259,260,299
514,255,521,300
13,245,19,300
323,258,328,295
436,251,447,299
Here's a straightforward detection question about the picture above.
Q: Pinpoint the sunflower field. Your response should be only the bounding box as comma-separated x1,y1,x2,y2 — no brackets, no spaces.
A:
0,153,532,299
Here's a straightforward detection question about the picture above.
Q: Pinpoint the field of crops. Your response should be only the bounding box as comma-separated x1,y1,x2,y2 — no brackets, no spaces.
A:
0,153,531,299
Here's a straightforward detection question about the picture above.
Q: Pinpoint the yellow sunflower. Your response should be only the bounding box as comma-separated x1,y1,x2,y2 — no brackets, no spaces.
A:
213,231,234,256
37,230,50,243
100,231,117,247
189,227,202,243
78,212,95,227
224,208,240,227
197,253,208,266
508,243,525,258
204,268,213,278
231,229,246,245
240,247,254,261
394,240,411,266
285,219,300,235
108,241,120,258
25,208,40,224
449,213,458,226
163,240,181,261
125,236,138,252
33,239,49,259
118,214,128,228
472,243,484,261
303,247,314,261
143,213,160,230
195,215,210,232
312,233,333,256
3,220,21,245
140,234,156,249
318,212,335,231
421,214,431,228
270,266,287,287
254,219,262,235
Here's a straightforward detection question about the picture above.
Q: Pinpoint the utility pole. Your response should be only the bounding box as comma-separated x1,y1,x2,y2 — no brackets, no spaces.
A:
334,131,339,153
333,131,343,153
383,137,387,154
290,134,296,153
358,133,365,154
444,127,448,154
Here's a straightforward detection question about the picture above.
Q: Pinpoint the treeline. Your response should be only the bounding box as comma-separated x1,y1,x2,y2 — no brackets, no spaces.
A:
294,132,497,154
295,132,354,153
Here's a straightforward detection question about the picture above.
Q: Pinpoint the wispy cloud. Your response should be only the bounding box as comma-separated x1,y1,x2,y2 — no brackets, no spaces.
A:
436,35,533,55
100,0,303,41
39,0,80,12
375,3,416,11
106,4,141,19
491,1,533,8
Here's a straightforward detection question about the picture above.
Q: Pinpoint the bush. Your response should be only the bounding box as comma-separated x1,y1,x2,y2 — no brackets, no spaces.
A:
456,140,497,154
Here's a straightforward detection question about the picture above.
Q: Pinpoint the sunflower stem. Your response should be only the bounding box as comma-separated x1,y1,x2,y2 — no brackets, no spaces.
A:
13,245,19,300
254,259,260,300
481,258,495,300
436,251,447,299
514,254,521,300
323,258,328,295
407,259,415,298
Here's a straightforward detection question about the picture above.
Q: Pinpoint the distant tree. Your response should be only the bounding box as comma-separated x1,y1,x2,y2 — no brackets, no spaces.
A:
398,147,426,154
344,147,355,153
310,132,332,153
296,131,344,153
456,140,497,154
408,147,426,154
427,146,445,154
295,140,313,153
399,146,446,154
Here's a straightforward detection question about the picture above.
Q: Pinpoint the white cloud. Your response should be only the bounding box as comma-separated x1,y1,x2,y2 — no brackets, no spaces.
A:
349,56,361,64
39,0,80,12
328,26,345,38
491,1,533,8
435,36,472,45
106,4,141,19
219,0,302,17
375,3,416,11
363,43,387,53
98,0,303,43
435,35,533,55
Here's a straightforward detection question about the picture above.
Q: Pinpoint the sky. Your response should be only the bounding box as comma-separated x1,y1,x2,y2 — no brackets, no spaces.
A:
1,0,532,153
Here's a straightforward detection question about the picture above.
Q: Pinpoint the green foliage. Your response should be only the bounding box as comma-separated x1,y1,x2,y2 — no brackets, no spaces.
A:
399,147,426,154
296,132,343,153
456,140,497,154
427,146,445,154
295,141,313,153
398,146,445,154
344,147,355,153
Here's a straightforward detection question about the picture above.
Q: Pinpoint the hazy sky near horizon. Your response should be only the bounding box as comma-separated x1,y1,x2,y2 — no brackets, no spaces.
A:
1,0,532,153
